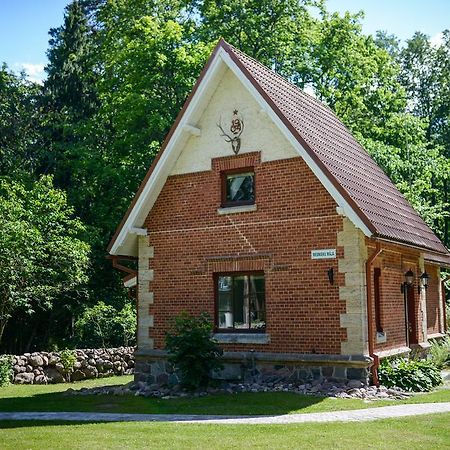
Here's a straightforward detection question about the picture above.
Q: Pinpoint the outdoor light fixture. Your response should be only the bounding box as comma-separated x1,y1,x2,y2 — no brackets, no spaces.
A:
418,271,429,293
327,268,334,285
401,269,414,293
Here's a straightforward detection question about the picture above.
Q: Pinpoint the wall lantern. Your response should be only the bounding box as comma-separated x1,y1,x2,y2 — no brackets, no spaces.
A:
401,269,414,293
327,268,334,285
418,271,429,293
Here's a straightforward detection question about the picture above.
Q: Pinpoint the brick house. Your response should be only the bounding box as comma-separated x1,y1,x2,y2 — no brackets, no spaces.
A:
108,40,449,385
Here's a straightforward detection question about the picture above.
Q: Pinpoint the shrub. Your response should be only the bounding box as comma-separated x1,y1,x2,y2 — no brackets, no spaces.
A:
0,355,12,387
60,349,77,381
165,312,223,390
378,357,442,392
74,301,136,348
429,336,450,369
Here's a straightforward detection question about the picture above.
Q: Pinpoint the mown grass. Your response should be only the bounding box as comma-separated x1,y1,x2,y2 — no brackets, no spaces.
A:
0,413,449,450
0,375,449,416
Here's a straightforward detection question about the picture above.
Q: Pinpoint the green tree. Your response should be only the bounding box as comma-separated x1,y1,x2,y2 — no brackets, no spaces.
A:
195,0,322,77
399,31,450,245
74,300,136,348
0,176,90,344
40,0,98,185
0,66,41,177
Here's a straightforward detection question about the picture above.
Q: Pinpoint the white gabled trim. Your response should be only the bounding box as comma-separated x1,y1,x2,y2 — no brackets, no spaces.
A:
110,46,372,255
124,276,137,288
130,227,147,236
182,124,201,136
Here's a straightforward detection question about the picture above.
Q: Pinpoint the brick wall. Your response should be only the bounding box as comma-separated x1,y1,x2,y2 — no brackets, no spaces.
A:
143,152,347,355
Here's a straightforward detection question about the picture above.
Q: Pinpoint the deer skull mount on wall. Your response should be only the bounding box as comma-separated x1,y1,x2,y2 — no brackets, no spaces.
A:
217,110,244,155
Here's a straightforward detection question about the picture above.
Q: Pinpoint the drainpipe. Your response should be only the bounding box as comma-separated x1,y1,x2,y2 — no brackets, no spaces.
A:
366,241,382,386
442,274,450,334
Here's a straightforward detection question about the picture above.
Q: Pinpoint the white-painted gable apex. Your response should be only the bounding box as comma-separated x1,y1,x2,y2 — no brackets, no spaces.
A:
108,44,372,257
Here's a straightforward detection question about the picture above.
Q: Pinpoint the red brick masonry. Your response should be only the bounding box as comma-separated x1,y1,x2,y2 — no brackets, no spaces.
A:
145,152,346,354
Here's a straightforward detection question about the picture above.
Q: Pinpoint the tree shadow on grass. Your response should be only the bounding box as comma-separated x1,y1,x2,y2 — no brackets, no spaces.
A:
0,420,94,429
0,389,328,425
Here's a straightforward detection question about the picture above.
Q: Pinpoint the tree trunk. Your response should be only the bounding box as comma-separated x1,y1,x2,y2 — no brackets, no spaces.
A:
24,321,39,353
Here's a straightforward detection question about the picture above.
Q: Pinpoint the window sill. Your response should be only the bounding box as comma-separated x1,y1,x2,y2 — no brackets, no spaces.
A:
217,204,257,215
213,333,270,344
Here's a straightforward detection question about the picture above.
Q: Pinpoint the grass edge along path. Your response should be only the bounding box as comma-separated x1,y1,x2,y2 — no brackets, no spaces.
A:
0,413,449,450
0,375,449,416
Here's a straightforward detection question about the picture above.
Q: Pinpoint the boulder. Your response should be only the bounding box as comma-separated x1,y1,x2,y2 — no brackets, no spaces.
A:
13,365,25,374
28,354,44,367
48,354,60,365
71,370,86,382
347,379,363,389
15,372,34,384
103,360,113,370
44,367,65,383
34,375,48,385
16,357,26,366
82,365,97,378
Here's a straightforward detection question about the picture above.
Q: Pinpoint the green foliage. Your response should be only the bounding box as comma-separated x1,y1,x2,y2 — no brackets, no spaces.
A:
165,312,223,390
0,66,41,177
60,349,77,375
44,0,97,118
0,354,12,386
378,357,442,392
398,31,450,245
0,175,90,345
74,301,136,348
430,337,450,369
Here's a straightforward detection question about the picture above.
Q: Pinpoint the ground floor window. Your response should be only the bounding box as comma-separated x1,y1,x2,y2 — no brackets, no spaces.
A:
216,272,265,332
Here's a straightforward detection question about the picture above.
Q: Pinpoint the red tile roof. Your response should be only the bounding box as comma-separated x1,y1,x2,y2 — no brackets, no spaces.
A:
223,42,449,255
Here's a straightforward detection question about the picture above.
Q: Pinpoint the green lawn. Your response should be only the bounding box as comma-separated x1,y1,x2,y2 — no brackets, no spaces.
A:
0,375,449,416
0,414,449,449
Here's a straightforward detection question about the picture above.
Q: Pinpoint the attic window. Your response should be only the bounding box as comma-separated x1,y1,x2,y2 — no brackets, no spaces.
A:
221,168,255,207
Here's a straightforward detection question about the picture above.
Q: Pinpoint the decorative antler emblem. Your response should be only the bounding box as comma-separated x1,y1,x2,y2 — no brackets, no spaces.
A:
217,109,244,155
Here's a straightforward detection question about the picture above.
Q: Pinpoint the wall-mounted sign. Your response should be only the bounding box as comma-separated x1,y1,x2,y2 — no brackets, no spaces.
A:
311,249,336,259
217,109,244,155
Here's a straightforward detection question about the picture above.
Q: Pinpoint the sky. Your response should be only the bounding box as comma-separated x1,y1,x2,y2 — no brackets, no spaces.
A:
0,0,449,83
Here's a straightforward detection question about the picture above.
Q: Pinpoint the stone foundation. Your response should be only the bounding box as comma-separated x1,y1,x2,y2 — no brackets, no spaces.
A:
134,350,372,387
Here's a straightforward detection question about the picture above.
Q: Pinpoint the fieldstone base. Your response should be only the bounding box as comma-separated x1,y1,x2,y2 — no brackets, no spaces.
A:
134,350,371,387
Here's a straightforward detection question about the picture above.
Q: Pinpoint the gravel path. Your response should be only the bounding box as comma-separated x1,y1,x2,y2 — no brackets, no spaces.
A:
1,403,449,424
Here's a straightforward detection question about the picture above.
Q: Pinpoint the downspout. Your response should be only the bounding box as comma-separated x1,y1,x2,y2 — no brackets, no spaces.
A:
366,241,382,386
442,274,450,334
